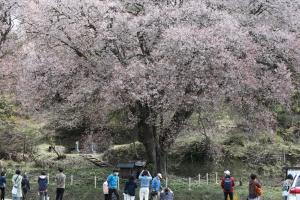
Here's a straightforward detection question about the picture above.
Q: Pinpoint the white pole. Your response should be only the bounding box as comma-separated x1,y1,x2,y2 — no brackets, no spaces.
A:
188,177,191,191
71,175,73,186
166,177,168,188
94,176,97,189
47,173,50,184
216,172,218,184
206,173,209,185
198,174,201,185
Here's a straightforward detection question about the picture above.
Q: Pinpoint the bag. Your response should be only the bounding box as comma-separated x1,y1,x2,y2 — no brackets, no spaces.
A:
282,190,289,196
151,191,158,196
226,193,239,200
224,177,233,191
255,186,263,196
12,175,19,195
12,186,18,195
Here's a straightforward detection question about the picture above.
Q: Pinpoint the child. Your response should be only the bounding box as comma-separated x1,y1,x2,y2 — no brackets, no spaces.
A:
103,181,109,200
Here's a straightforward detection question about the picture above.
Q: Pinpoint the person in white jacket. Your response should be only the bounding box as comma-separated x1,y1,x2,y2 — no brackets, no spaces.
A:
103,181,109,200
12,170,23,200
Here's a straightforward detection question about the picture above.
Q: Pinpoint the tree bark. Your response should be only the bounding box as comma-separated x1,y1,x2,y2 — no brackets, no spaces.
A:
130,100,193,173
136,122,167,173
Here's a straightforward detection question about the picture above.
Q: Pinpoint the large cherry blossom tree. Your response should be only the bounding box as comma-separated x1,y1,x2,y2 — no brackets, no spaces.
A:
18,0,299,171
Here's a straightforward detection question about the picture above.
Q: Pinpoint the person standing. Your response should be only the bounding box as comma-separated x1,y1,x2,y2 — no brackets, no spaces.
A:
103,180,109,200
248,174,262,200
160,188,174,200
38,171,48,200
124,175,137,200
221,170,235,200
139,170,152,200
12,170,23,200
0,172,6,200
282,174,293,200
151,173,162,200
107,169,120,200
55,168,66,200
21,174,30,200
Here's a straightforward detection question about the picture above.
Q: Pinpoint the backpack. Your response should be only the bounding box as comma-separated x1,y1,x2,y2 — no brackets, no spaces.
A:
255,186,263,196
224,177,232,191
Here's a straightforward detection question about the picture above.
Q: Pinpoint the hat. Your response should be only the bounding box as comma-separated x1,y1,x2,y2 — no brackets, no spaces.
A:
224,170,230,175
157,173,162,179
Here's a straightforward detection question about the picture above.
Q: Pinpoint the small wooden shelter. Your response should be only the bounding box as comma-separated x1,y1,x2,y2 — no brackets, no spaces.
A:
117,161,146,179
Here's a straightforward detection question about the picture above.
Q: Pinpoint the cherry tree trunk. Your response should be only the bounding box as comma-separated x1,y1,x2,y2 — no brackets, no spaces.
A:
137,121,166,173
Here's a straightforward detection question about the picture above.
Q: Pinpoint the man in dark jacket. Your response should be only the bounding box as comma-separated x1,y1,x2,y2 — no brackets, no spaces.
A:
21,174,30,200
0,172,6,200
221,170,235,200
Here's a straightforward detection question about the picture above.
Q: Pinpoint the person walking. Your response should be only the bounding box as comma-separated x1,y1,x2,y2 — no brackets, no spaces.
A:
107,169,120,200
282,174,293,200
160,188,174,200
124,175,137,200
55,168,66,200
12,170,23,200
248,174,262,200
150,173,162,200
21,174,30,200
221,170,235,200
139,170,152,200
38,171,48,200
0,172,6,200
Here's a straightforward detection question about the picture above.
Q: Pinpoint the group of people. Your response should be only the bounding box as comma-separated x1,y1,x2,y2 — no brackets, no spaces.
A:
103,169,174,200
220,170,262,200
0,168,66,200
221,169,296,200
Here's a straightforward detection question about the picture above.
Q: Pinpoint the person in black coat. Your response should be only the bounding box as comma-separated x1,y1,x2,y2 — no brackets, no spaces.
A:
21,174,30,200
124,175,137,200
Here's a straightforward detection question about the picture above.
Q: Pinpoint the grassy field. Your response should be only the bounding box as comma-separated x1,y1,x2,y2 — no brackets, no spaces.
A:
0,143,284,200
2,165,283,200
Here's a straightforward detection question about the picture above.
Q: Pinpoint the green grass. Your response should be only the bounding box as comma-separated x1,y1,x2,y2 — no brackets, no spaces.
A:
1,144,284,200
2,164,282,200
168,176,282,200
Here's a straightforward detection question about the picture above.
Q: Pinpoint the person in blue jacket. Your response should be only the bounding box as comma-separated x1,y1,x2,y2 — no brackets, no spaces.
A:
107,169,120,200
139,170,152,200
150,173,162,200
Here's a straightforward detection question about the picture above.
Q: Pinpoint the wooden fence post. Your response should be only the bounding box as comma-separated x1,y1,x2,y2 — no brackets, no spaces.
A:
166,177,168,188
71,175,73,186
206,173,209,185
